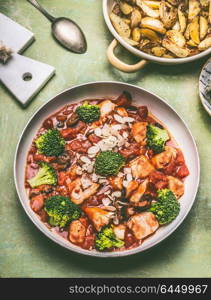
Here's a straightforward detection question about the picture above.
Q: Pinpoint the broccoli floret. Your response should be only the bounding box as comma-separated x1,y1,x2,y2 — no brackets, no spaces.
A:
44,196,81,228
95,226,124,251
35,129,65,156
28,163,57,188
95,151,125,176
146,124,169,153
76,102,100,123
149,189,180,225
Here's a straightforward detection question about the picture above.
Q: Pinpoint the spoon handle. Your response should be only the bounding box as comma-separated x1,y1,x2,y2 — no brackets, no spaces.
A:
27,0,56,22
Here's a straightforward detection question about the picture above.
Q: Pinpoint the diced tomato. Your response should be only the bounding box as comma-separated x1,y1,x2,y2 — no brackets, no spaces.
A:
175,149,185,166
176,164,189,178
58,171,68,186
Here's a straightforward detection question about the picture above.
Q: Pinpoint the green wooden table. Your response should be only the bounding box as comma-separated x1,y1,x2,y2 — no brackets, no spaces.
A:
1,0,211,278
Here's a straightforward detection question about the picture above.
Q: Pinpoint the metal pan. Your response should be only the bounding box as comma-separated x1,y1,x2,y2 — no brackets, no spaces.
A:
14,81,200,257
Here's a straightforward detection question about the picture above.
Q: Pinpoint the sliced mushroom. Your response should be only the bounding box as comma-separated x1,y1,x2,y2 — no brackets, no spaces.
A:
110,12,131,38
136,0,160,18
119,1,134,15
130,9,142,28
141,17,166,34
198,35,211,50
188,0,201,21
200,16,208,40
159,0,177,29
140,28,161,42
162,38,189,57
166,30,186,47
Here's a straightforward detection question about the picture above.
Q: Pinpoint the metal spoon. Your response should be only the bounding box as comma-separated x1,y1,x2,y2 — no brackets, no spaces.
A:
27,0,87,54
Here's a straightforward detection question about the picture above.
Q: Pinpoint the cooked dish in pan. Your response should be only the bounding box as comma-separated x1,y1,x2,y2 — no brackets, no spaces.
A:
110,0,211,58
25,91,189,252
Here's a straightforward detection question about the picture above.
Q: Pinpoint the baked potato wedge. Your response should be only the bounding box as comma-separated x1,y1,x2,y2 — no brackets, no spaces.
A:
151,46,166,56
188,0,200,21
189,16,200,44
110,12,131,38
136,0,160,18
130,9,142,28
141,17,166,34
144,1,161,9
119,1,133,15
162,38,190,57
140,28,160,42
160,0,177,29
132,27,141,42
178,5,187,33
166,30,186,47
198,35,211,50
200,16,208,40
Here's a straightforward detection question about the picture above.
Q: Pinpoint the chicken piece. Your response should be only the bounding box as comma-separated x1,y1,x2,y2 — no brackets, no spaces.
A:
151,146,177,169
113,224,126,240
127,212,159,240
30,194,44,213
116,107,128,117
126,180,139,198
69,219,87,245
168,176,184,199
66,178,99,205
68,164,81,180
129,155,154,179
132,122,148,145
99,100,116,119
83,207,114,231
130,179,148,204
109,176,123,190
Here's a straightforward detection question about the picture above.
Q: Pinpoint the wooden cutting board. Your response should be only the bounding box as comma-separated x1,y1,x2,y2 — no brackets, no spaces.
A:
0,13,55,106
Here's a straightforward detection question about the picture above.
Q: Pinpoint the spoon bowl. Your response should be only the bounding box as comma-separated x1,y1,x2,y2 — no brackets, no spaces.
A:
52,18,87,54
27,0,87,54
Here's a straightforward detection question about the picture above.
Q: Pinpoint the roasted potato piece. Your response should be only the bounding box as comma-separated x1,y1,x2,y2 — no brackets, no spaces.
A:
184,23,190,39
160,0,177,29
123,37,139,46
200,16,208,40
200,0,209,8
209,1,211,24
198,35,211,50
140,28,161,41
188,0,200,21
166,30,186,47
189,16,200,44
167,0,180,5
132,27,141,42
144,1,161,9
119,1,133,15
172,21,180,31
162,38,189,57
178,6,187,33
136,0,160,18
110,13,131,38
141,17,166,34
130,9,142,28
151,46,166,56
187,39,198,47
